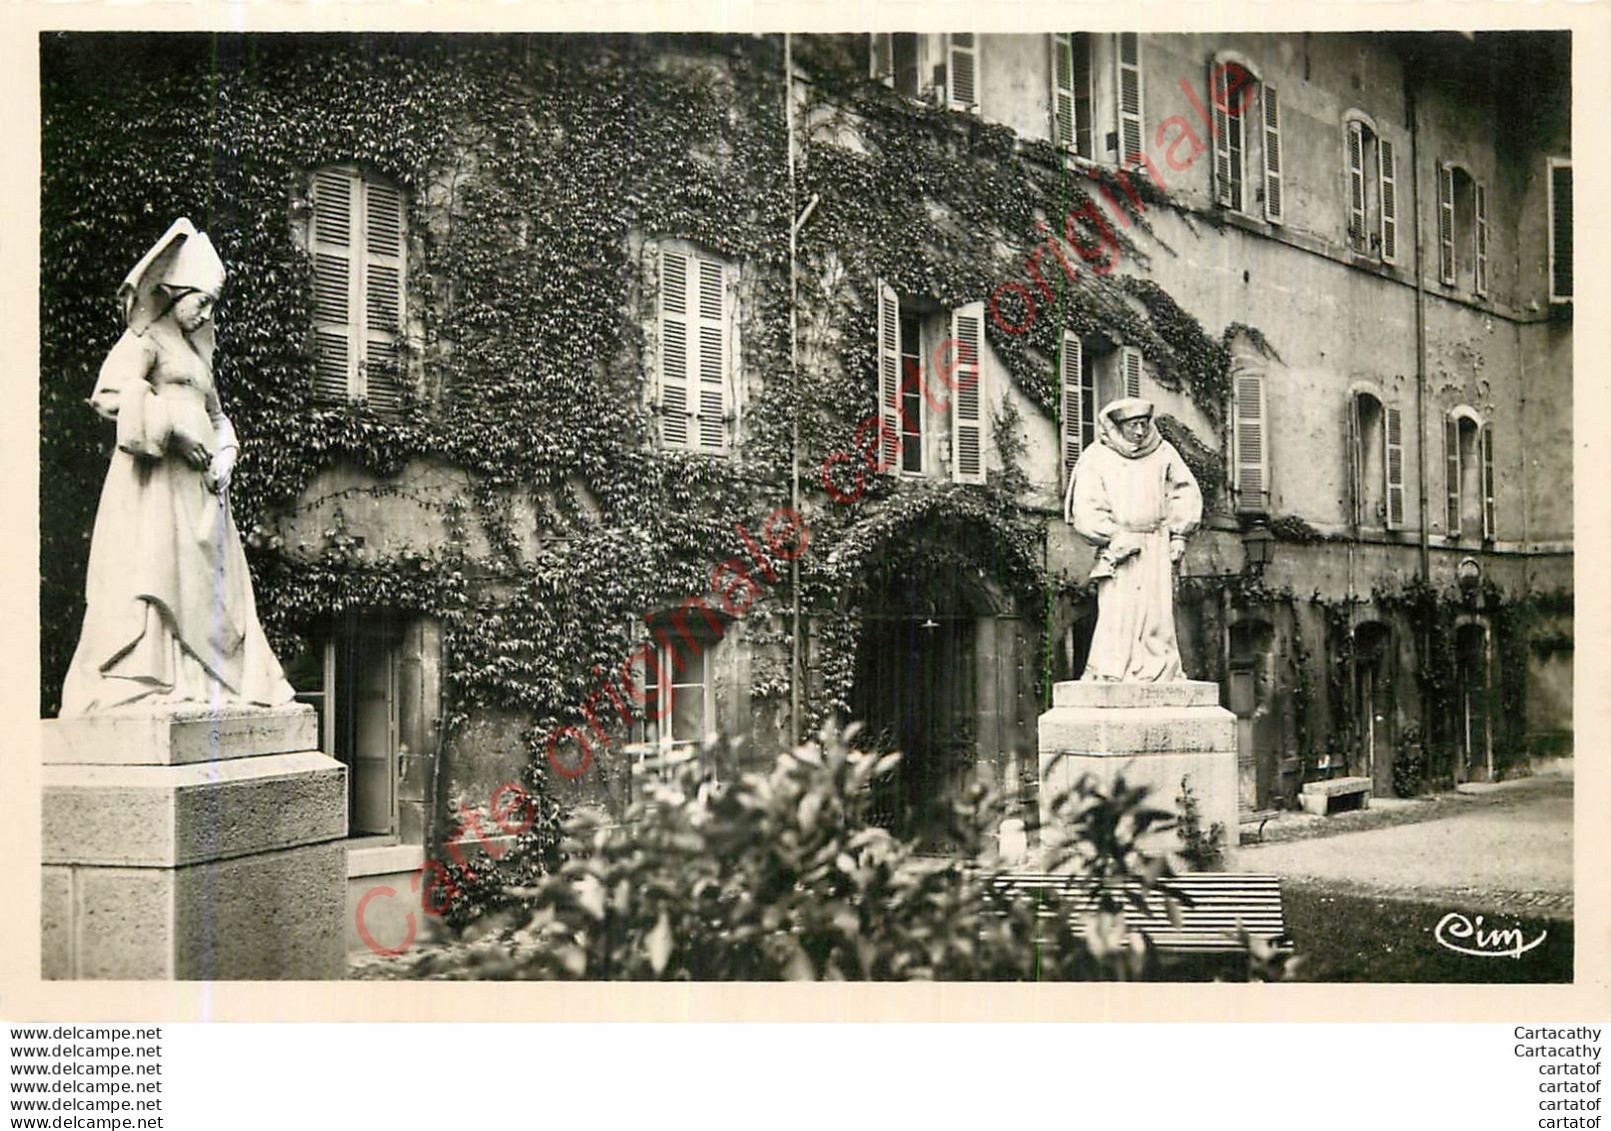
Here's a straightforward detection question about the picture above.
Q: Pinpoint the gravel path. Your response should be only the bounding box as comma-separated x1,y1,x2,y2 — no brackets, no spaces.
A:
1236,776,1573,918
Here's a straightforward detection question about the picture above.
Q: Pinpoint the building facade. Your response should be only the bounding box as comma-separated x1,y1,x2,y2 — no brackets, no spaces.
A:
39,32,1571,933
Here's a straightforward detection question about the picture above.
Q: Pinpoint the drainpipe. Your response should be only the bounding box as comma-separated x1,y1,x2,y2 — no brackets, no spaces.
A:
1408,79,1431,586
784,33,802,748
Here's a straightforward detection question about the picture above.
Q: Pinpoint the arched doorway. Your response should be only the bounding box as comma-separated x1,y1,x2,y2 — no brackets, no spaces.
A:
1456,621,1493,782
848,547,1017,851
1353,621,1396,796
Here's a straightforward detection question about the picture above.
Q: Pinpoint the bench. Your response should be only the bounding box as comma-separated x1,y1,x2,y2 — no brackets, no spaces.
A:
1299,776,1372,816
1239,808,1281,844
990,872,1291,958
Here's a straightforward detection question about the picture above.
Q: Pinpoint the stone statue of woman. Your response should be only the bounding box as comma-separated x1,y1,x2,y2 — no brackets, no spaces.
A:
58,218,295,715
1063,397,1203,682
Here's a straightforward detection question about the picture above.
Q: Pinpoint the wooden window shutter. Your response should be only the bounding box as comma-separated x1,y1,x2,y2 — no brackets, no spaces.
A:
1234,364,1267,512
1117,33,1144,164
1347,396,1363,528
1480,422,1496,540
1444,414,1461,537
1212,63,1234,208
870,34,893,82
1121,345,1143,399
1378,137,1398,263
1050,34,1075,151
1474,182,1489,295
695,257,729,454
876,281,901,474
1385,405,1406,529
1437,163,1456,285
1549,159,1572,302
1346,123,1367,253
659,248,694,450
1060,330,1084,489
951,305,985,484
1072,34,1095,159
947,34,977,111
1262,84,1283,224
310,167,358,403
362,176,406,414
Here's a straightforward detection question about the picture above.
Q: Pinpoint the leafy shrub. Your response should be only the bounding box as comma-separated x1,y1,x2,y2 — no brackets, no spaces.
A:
1392,723,1429,798
1174,776,1227,871
400,724,1292,981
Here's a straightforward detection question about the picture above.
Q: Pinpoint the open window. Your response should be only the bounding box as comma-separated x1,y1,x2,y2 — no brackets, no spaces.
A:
1438,162,1489,295
308,164,409,412
1050,33,1097,160
870,33,925,98
1344,112,1398,262
1058,333,1141,492
1347,389,1406,530
1209,55,1282,225
875,284,986,484
1444,407,1494,541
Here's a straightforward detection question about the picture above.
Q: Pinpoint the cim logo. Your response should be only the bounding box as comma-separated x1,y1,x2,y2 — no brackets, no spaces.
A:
1434,911,1548,959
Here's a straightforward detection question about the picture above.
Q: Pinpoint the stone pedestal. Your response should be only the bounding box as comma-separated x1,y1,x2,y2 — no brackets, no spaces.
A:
41,705,348,980
1038,680,1237,864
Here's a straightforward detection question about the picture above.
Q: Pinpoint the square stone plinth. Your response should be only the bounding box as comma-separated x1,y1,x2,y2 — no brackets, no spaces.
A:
40,706,347,980
44,842,346,980
43,704,319,766
1039,680,1237,864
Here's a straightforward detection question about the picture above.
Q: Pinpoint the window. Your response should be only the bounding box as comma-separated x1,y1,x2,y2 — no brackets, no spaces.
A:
1348,391,1406,529
876,285,986,485
1210,56,1282,224
657,242,734,454
946,33,978,112
647,638,711,749
1231,353,1269,514
1444,408,1494,541
1051,33,1097,160
870,33,924,98
285,617,402,841
1116,33,1144,165
309,165,407,411
1438,163,1489,294
1549,158,1572,302
1345,114,1398,261
1060,334,1142,491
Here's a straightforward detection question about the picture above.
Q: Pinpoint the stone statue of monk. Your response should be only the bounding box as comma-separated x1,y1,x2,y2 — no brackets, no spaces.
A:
1063,397,1202,682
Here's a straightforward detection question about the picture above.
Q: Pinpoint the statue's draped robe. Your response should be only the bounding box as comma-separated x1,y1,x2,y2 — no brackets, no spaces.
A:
1067,421,1202,682
59,322,294,714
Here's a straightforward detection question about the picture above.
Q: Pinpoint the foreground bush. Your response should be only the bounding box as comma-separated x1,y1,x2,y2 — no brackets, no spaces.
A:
404,724,1294,981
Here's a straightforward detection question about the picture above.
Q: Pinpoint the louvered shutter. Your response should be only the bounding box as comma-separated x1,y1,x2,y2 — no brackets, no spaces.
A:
870,33,893,81
1212,64,1234,208
951,305,984,484
1474,182,1489,295
659,249,694,449
1347,397,1363,527
1550,160,1572,302
311,167,357,403
876,281,901,473
1121,346,1143,398
1437,163,1456,285
1073,34,1095,159
1051,34,1075,151
947,34,977,111
1262,84,1283,223
1234,364,1267,512
1444,415,1461,537
1117,33,1144,164
696,258,729,453
1060,331,1084,489
1346,124,1366,253
1386,405,1406,529
362,177,405,413
1480,422,1495,540
1378,137,1398,263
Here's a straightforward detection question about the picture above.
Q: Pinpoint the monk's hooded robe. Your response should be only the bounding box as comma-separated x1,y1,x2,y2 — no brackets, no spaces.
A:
1063,399,1202,682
